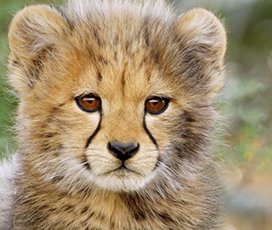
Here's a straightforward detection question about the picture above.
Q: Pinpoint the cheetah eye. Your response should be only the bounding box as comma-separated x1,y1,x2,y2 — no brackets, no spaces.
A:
145,97,169,115
75,94,101,113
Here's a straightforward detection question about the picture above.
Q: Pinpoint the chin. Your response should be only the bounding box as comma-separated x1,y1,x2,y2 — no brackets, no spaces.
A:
91,168,156,192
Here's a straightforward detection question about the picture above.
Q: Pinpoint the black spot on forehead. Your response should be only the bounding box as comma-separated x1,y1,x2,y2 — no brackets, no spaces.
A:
97,71,103,82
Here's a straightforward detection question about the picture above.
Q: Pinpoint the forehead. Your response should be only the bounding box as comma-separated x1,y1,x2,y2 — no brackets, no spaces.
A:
57,12,182,102
70,40,173,102
74,54,169,103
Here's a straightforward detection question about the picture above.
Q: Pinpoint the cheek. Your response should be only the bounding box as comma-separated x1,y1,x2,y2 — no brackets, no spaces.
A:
144,105,184,157
57,107,101,155
126,145,159,173
145,114,174,148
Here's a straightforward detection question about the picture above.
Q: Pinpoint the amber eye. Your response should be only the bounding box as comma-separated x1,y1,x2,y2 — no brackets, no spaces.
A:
75,94,101,113
145,97,169,115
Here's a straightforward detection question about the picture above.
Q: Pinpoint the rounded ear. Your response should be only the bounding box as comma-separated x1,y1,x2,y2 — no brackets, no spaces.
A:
174,8,227,98
8,5,69,94
175,8,226,61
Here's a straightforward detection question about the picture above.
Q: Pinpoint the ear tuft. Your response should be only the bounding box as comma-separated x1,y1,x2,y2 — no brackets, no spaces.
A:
9,5,68,56
8,5,69,94
175,8,227,61
174,8,227,99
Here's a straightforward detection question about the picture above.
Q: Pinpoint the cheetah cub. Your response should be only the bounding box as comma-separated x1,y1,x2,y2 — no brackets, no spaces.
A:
0,0,227,229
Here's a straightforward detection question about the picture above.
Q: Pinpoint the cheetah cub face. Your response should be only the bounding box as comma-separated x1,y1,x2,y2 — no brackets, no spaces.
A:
8,1,226,192
73,64,171,192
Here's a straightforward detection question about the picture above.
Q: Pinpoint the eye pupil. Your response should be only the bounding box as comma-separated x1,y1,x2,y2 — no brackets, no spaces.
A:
145,97,169,115
76,94,101,112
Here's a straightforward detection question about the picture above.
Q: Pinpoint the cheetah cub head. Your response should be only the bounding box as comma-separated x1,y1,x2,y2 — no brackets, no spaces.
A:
8,0,226,192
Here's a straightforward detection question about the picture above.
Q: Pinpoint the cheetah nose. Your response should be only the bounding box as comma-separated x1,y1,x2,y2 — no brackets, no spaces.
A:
107,141,139,162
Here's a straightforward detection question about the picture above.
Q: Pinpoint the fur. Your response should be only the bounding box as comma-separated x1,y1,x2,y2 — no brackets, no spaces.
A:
0,154,19,229
1,0,226,229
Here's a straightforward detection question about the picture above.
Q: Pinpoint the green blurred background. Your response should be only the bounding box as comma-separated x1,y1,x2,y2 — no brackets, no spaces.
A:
0,0,271,229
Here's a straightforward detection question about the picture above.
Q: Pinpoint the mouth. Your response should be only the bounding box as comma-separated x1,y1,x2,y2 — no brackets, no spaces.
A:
103,164,142,177
91,162,157,192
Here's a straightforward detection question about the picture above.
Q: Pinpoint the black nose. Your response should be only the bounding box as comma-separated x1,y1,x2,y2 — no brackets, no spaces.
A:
107,141,139,162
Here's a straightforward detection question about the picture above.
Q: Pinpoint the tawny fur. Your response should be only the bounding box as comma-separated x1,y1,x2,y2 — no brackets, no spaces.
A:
0,0,226,229
0,155,19,230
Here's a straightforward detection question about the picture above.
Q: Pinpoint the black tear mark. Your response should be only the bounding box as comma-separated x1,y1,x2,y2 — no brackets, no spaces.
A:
85,112,102,149
143,115,158,148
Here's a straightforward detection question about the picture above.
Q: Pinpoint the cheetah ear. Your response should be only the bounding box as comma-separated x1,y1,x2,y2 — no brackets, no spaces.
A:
174,8,227,98
175,8,226,61
8,5,69,94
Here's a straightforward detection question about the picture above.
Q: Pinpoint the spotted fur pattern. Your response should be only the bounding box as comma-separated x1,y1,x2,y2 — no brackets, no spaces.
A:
1,0,226,229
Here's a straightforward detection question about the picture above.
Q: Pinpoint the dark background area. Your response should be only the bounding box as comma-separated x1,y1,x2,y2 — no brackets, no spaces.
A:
0,0,271,229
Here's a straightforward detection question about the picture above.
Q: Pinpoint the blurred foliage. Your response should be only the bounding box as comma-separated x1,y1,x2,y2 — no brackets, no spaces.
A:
1,0,271,167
